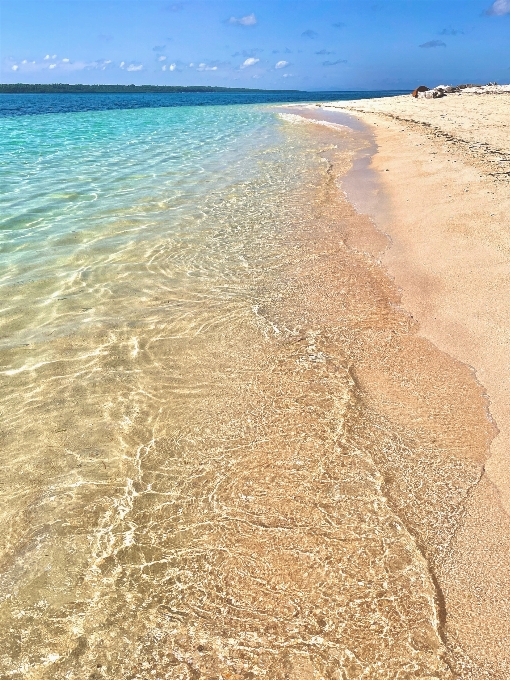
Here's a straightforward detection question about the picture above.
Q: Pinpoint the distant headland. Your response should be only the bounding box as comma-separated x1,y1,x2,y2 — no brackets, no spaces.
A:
0,83,301,94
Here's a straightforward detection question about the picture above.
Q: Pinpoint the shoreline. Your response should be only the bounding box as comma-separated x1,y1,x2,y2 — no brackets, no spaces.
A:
304,94,510,676
3,104,466,678
277,104,500,676
2,97,507,677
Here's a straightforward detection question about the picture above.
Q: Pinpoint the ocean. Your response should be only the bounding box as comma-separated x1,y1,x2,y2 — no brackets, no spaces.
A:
0,93,489,678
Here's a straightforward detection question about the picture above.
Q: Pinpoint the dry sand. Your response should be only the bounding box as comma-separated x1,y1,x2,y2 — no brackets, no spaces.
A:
320,92,510,677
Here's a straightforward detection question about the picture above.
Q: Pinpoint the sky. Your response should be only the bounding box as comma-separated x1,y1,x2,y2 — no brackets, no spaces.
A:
1,0,509,90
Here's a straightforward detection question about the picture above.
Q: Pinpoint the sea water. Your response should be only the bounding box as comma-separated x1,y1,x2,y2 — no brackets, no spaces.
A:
0,95,490,678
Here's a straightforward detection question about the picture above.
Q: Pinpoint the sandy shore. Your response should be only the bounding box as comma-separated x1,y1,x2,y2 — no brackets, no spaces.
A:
320,92,510,677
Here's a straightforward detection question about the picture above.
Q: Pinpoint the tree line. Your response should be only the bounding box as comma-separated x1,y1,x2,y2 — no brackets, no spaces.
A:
0,83,298,94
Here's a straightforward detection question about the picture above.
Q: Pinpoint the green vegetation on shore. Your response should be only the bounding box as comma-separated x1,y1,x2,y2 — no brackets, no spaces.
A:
0,83,300,94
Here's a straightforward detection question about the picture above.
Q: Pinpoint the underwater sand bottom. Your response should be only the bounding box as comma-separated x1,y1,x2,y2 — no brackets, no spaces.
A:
0,118,501,678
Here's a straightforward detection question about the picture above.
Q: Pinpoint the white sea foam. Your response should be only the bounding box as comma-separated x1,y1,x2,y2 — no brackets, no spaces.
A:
277,111,348,130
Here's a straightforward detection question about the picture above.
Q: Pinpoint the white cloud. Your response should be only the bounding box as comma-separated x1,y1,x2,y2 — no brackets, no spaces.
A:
275,60,289,69
283,73,293,78
229,12,256,26
158,55,167,61
12,64,18,71
162,64,167,71
485,0,510,14
169,63,176,71
241,57,259,68
189,62,194,67
127,63,143,71
120,61,125,68
91,59,112,70
7,57,113,73
44,54,50,60
197,62,218,71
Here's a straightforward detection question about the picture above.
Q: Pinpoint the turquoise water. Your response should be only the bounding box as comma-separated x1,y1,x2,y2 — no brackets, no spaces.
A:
0,105,276,349
0,102,464,678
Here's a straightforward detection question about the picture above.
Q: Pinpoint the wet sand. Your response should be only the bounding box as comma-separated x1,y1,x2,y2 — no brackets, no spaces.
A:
312,93,510,677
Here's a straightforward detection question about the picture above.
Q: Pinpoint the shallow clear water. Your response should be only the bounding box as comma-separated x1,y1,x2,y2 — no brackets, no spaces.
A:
0,101,491,678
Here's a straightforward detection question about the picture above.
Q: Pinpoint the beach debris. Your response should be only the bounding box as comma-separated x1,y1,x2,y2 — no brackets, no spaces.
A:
412,86,446,98
460,82,510,94
412,82,510,98
412,85,429,98
412,84,455,98
424,88,446,98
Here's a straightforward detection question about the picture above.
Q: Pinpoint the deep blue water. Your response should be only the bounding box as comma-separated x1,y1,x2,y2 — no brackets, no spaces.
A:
0,90,409,117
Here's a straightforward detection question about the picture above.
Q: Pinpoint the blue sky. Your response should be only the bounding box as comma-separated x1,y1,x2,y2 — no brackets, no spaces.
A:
1,0,509,90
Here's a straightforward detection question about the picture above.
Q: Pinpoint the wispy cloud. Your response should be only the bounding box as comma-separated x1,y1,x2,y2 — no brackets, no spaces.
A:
157,55,167,61
315,49,334,55
92,59,112,70
322,59,347,66
439,27,463,35
44,54,57,60
283,73,293,78
485,0,510,15
232,48,263,57
120,61,144,71
301,29,318,39
241,57,259,68
229,13,257,26
8,57,113,73
197,62,218,71
275,60,289,69
419,40,446,48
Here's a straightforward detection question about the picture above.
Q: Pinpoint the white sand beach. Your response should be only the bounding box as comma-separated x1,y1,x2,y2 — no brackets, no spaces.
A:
320,90,510,677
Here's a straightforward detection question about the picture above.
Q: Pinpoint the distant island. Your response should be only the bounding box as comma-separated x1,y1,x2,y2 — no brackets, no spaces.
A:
0,83,300,94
